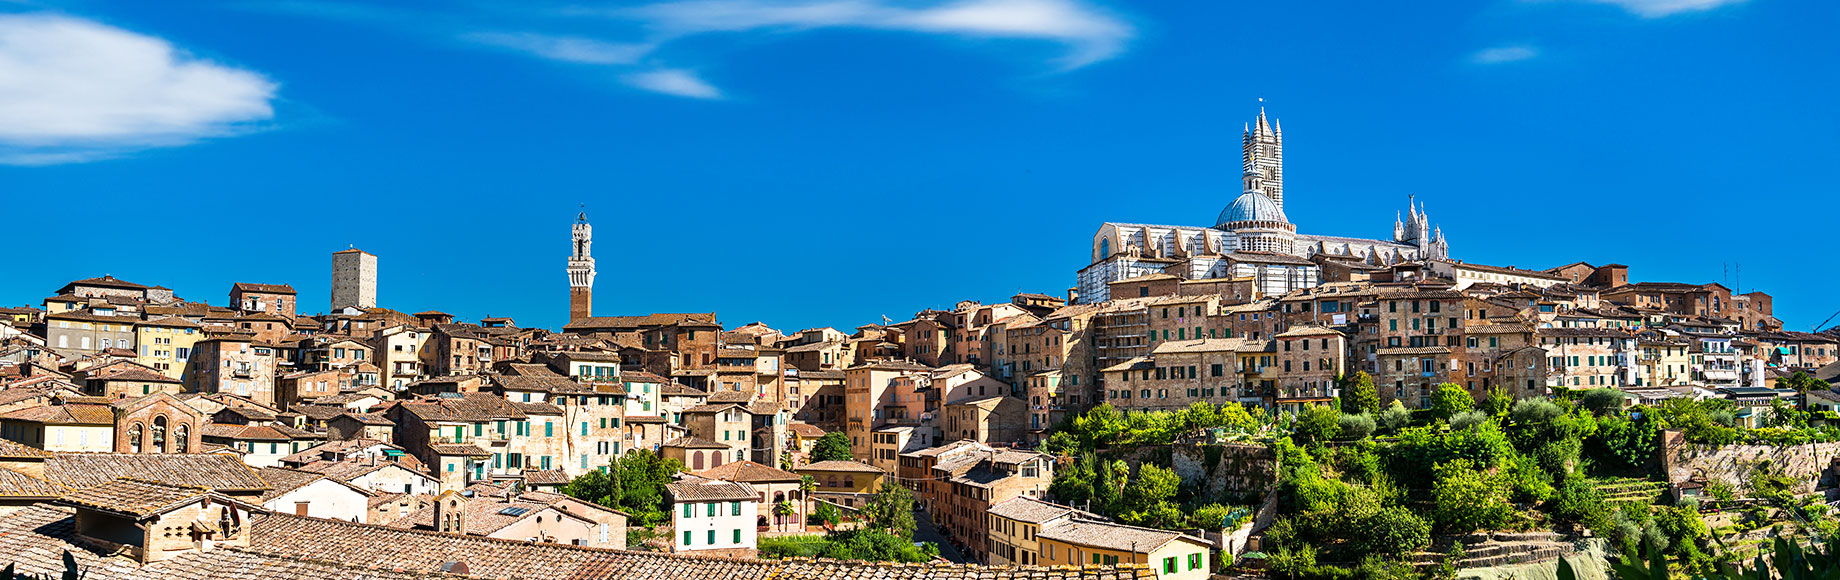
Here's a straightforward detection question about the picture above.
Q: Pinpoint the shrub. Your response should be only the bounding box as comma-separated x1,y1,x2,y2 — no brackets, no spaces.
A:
1449,410,1489,430
1578,389,1628,415
1431,459,1513,533
1550,476,1606,529
1338,413,1376,440
1511,398,1564,425
1358,506,1432,556
1378,400,1413,432
1295,405,1342,444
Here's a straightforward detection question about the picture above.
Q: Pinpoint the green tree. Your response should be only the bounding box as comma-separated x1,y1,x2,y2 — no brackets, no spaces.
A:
773,501,798,531
1431,459,1513,533
560,465,616,507
1431,383,1475,421
818,529,938,563
1048,452,1096,505
1781,371,1830,394
1579,389,1628,415
812,502,841,527
1293,404,1341,444
1093,459,1126,513
1123,463,1181,513
862,480,917,537
1342,371,1381,416
811,432,853,462
1482,387,1513,418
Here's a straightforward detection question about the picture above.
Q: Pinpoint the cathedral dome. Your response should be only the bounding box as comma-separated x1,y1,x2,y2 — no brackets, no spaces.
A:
1216,191,1289,229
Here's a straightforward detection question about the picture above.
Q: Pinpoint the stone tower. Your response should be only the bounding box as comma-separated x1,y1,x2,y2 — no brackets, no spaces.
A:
1242,106,1284,210
567,212,595,323
330,248,377,311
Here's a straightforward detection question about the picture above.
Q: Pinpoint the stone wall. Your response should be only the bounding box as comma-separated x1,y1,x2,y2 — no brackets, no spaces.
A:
1115,443,1276,502
1662,431,1840,495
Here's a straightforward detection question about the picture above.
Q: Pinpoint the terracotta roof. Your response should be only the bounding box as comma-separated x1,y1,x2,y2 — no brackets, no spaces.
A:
1,403,114,425
64,275,149,290
564,312,719,330
58,478,217,519
1035,519,1203,554
0,437,56,459
787,422,826,438
203,423,319,442
389,492,580,536
232,282,298,295
796,460,885,474
692,460,801,483
661,436,728,450
987,496,1086,524
621,370,670,384
245,510,1158,580
399,392,531,422
140,316,201,328
0,467,66,498
255,467,344,502
339,412,395,426
665,480,757,502
93,366,182,383
430,444,491,457
44,453,271,492
524,469,572,485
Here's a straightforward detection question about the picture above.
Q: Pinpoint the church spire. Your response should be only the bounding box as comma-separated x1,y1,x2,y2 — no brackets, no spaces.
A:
1242,100,1284,211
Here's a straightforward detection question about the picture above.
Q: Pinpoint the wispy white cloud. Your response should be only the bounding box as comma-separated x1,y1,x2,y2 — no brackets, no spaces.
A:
1470,45,1538,64
618,0,1133,69
262,0,1131,100
467,32,654,65
624,68,723,99
0,13,277,164
1572,0,1746,18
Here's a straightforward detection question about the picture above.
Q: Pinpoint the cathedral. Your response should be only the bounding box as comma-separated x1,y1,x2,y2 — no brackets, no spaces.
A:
1074,107,1449,303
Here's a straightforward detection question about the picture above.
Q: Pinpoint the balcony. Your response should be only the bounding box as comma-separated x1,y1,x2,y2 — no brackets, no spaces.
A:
231,369,254,379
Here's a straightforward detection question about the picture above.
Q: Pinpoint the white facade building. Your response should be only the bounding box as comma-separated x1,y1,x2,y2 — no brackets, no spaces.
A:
1076,107,1449,303
666,479,760,555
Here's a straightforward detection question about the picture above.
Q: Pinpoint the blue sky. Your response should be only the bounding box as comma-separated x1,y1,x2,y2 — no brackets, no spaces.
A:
1,0,1835,333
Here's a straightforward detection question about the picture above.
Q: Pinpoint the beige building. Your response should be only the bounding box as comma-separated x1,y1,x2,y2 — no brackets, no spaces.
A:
941,395,1027,446
134,316,202,379
986,496,1092,566
843,360,930,461
1037,520,1212,580
796,459,885,508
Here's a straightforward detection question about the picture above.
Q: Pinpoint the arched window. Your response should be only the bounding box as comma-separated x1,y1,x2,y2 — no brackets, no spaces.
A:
127,423,143,453
152,416,168,454
693,451,705,470
174,424,190,453
1099,238,1111,258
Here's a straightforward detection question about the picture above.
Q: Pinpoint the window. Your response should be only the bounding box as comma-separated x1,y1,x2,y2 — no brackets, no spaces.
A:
731,501,741,516
708,503,717,517
1164,557,1178,574
684,503,694,517
733,529,742,544
1188,553,1203,570
684,531,693,545
707,530,716,545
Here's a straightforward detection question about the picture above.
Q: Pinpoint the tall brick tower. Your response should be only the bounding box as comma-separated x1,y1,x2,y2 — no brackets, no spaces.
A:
567,212,595,323
1242,105,1284,210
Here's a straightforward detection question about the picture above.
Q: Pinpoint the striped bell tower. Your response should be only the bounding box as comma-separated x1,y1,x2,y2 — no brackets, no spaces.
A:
1242,104,1284,210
